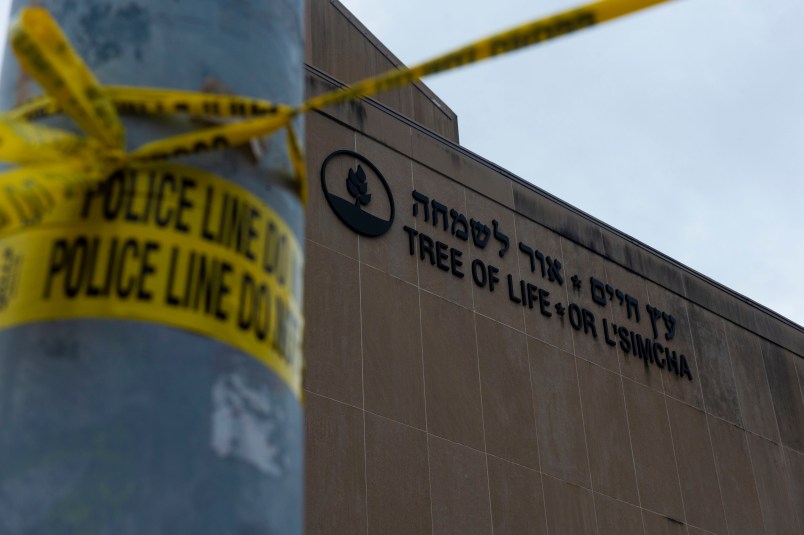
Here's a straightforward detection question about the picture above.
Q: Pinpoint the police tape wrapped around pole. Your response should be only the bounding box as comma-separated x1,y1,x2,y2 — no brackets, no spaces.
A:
0,1,306,533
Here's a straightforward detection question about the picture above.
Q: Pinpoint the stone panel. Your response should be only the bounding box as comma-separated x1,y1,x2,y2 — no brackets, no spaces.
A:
487,456,547,535
357,99,414,157
622,380,685,521
361,266,425,428
476,317,539,469
596,226,685,293
687,304,742,425
528,338,591,487
304,241,363,406
665,399,726,534
428,436,492,535
747,434,798,535
411,129,461,184
762,342,804,451
542,476,598,534
412,90,436,140
641,511,687,535
784,447,804,534
457,155,513,209
512,183,606,255
725,322,780,442
576,360,639,505
364,414,432,535
305,393,367,535
708,416,764,535
594,493,643,535
420,291,484,450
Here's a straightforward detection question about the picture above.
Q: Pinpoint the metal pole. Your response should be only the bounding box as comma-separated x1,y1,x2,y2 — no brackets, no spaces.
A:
0,1,304,533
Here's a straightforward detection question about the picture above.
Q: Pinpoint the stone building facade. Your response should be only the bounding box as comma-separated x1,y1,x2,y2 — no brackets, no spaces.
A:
302,1,804,533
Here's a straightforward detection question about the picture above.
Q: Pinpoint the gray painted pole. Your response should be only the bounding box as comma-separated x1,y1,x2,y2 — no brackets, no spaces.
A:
0,1,304,533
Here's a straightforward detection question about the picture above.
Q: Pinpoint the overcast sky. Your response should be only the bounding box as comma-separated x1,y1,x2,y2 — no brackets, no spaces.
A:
337,0,804,328
1,0,801,327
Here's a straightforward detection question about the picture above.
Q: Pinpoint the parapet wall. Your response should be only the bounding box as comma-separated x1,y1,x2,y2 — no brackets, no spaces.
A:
305,0,459,142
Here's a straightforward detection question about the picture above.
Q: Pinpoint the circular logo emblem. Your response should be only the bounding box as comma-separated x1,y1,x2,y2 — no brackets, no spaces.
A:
320,150,395,237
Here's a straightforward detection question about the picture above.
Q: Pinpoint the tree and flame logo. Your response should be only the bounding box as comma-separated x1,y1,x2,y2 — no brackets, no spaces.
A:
320,150,395,237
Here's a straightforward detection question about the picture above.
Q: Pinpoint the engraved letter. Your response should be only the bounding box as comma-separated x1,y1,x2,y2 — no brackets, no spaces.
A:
646,304,662,339
590,277,607,306
546,257,564,285
412,190,429,220
492,220,510,257
470,219,491,248
431,200,448,231
625,295,640,322
519,242,536,272
450,209,469,240
662,313,677,341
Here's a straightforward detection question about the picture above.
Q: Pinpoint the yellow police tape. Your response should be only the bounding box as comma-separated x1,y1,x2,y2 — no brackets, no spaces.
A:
8,86,289,122
10,7,124,149
5,0,674,180
0,162,304,397
301,0,672,112
0,0,673,398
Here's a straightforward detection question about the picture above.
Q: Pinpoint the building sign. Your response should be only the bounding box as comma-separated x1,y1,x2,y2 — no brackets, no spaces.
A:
320,150,395,237
322,151,693,381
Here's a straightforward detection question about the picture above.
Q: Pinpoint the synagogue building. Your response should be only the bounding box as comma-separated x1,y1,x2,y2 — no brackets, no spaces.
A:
303,1,804,533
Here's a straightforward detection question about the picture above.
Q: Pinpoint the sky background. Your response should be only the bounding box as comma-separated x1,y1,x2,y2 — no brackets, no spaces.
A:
0,0,801,326
337,0,804,327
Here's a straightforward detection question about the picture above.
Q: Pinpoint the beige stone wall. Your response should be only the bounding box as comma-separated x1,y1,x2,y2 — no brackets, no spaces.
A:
302,96,804,534
302,3,804,533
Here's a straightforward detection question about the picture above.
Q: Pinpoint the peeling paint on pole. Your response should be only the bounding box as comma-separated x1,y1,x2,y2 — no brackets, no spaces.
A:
0,1,305,533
